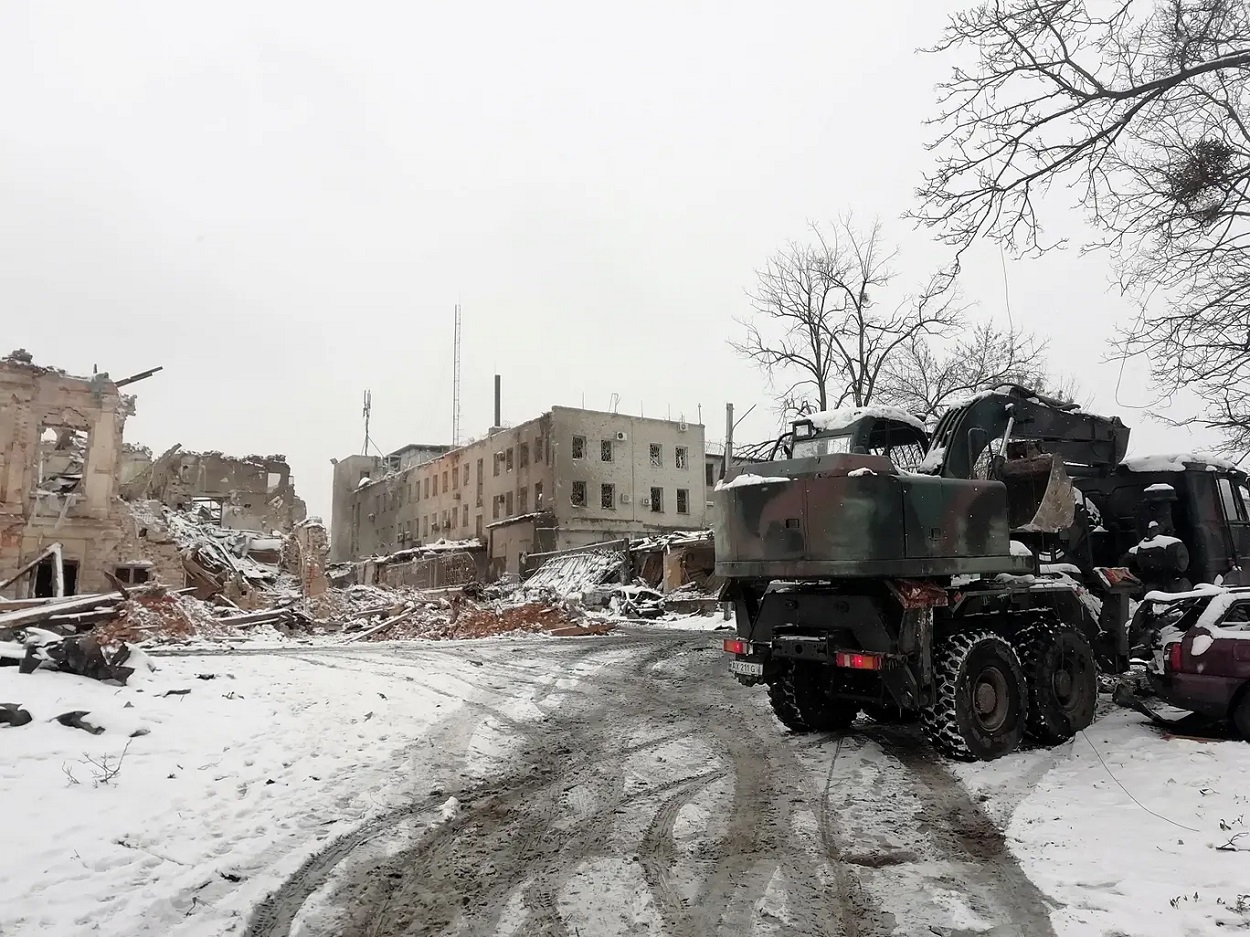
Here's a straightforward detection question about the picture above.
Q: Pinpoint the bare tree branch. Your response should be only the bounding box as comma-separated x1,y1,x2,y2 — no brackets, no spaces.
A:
915,0,1250,452
733,217,964,418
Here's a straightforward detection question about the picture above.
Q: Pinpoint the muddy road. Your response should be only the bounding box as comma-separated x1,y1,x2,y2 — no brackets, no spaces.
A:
245,631,1056,937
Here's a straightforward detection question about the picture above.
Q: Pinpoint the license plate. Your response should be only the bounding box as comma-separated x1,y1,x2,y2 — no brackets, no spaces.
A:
730,660,764,677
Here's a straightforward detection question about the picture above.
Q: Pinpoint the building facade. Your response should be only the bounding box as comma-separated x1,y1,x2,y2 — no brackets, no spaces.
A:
0,352,184,596
330,407,707,577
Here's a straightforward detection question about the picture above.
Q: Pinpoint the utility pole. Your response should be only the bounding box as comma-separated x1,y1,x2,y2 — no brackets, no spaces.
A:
724,403,734,481
361,390,372,456
452,305,462,447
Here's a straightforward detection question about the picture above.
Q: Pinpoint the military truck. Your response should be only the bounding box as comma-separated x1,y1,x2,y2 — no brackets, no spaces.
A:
714,387,1250,760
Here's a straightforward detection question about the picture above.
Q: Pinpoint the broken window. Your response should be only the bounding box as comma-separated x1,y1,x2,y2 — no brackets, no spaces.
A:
519,442,529,468
453,467,459,490
494,453,502,477
650,486,663,512
535,434,545,462
705,462,716,488
571,481,586,507
506,448,514,472
677,488,690,514
601,440,613,462
462,504,469,527
32,554,79,597
475,514,483,537
424,477,430,498
476,459,484,506
601,483,615,509
463,464,469,487
572,436,586,459
37,425,88,494
649,443,662,467
535,481,543,506
519,487,528,513
423,517,429,537
506,491,514,515
266,472,283,492
443,470,449,492
493,496,501,520
191,497,224,524
675,446,688,470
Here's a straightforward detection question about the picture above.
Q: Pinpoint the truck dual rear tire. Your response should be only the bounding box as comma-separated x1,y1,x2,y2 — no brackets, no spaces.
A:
1015,621,1098,743
923,631,1028,761
768,661,859,732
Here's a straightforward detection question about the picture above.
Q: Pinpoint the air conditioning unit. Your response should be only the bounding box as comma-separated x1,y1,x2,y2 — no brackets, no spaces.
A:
677,422,688,432
641,497,652,508
615,431,628,441
619,493,631,504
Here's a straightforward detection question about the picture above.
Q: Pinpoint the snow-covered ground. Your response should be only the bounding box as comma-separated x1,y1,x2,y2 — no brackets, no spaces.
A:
957,707,1250,936
5,625,1250,937
0,639,603,937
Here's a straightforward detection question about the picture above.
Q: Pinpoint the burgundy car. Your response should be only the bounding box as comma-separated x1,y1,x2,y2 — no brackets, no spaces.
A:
1144,587,1250,739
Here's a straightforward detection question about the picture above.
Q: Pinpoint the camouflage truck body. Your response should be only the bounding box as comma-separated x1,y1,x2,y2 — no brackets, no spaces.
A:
713,395,1126,760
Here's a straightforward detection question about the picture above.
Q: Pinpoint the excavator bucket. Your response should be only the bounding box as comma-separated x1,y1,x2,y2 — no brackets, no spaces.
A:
1000,453,1076,532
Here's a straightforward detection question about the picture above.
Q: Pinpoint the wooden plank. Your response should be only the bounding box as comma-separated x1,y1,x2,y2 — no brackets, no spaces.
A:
0,592,124,629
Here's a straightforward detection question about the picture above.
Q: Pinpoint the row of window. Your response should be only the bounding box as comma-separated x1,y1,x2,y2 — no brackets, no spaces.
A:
572,436,689,469
492,436,547,476
570,482,690,513
371,434,553,514
491,482,544,519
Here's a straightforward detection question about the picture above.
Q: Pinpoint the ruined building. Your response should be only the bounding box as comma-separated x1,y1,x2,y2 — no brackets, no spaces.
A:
331,386,708,577
121,445,306,533
0,352,183,596
0,352,310,599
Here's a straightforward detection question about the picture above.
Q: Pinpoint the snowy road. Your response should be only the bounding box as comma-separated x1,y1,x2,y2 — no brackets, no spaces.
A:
237,632,1054,937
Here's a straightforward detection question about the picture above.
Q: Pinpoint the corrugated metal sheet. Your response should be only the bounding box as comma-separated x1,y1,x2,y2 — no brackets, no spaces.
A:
524,550,622,596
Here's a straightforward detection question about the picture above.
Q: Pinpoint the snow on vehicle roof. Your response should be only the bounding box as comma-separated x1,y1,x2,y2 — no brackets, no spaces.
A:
1120,452,1240,473
803,405,925,434
1143,483,1175,493
715,473,791,491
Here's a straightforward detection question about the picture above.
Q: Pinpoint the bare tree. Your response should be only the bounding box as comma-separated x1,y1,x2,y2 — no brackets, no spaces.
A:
878,323,1057,419
914,0,1250,453
734,217,964,418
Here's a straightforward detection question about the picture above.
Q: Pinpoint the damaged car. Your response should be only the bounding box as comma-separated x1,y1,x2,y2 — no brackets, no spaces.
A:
1132,585,1250,739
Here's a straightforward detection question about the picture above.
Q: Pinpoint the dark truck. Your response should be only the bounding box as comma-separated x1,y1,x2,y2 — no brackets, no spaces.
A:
714,388,1250,760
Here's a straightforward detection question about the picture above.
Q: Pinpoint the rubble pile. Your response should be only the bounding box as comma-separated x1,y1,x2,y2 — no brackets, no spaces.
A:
349,594,613,642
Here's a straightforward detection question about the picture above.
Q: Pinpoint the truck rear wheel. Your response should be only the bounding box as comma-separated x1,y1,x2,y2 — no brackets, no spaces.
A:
923,631,1027,761
768,661,858,733
1015,621,1097,744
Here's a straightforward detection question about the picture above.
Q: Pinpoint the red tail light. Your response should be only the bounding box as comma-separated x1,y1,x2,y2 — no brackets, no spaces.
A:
835,651,882,671
723,639,747,655
1166,642,1183,673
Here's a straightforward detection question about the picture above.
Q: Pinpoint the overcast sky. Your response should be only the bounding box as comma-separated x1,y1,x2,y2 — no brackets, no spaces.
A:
0,1,1220,521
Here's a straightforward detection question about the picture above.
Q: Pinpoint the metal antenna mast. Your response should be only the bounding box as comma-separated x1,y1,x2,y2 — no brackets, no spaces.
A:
452,304,463,446
361,389,372,455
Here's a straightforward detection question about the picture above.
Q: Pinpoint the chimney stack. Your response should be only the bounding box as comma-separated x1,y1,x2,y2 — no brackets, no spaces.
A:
493,374,502,430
